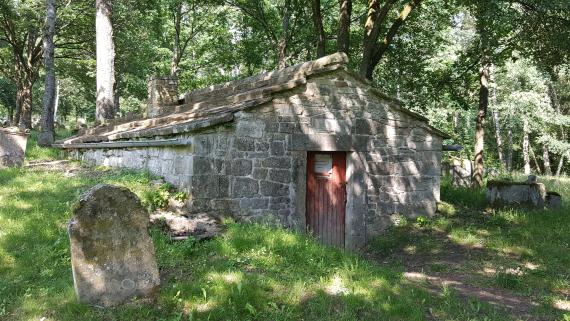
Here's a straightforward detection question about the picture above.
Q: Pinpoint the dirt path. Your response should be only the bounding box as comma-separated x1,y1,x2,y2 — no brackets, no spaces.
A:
365,232,548,321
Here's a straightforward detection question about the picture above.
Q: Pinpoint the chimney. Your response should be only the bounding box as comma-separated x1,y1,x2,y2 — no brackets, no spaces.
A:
147,76,178,118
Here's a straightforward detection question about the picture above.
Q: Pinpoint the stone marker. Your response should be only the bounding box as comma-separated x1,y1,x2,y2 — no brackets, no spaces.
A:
0,127,28,168
451,158,472,187
486,178,547,208
68,184,160,307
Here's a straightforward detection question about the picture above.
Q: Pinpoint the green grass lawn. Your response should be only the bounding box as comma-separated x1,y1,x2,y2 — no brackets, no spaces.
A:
0,147,569,320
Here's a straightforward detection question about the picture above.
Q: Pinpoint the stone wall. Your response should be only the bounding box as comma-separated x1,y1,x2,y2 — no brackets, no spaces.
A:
76,69,443,248
80,142,193,189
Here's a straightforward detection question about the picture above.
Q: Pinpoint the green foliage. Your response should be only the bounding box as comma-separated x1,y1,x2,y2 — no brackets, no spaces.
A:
143,183,175,211
24,129,74,161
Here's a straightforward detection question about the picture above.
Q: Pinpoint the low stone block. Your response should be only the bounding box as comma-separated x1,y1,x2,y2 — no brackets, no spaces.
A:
546,192,562,209
486,180,547,208
68,184,160,307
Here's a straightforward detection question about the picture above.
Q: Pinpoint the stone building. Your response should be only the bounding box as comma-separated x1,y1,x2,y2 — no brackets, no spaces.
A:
55,53,449,249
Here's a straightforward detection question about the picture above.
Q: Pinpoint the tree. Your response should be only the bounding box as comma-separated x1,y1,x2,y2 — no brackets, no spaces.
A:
311,0,326,58
38,0,56,146
360,0,423,80
0,1,43,129
471,2,492,187
95,0,116,123
337,0,350,54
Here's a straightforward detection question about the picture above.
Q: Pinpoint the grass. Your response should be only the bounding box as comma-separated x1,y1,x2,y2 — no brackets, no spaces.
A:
371,175,570,320
0,144,568,320
24,129,74,161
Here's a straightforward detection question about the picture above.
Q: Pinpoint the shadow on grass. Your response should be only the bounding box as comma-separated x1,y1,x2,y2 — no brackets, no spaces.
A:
2,167,566,320
368,177,570,320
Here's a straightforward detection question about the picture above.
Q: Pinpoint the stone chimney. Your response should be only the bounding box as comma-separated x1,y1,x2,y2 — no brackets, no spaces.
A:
147,76,178,118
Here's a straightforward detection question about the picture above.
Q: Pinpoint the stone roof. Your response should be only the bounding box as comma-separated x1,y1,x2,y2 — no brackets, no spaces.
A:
55,53,449,148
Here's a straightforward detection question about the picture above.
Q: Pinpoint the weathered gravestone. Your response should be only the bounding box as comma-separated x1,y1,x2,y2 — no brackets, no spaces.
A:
451,158,472,187
69,184,160,307
0,127,28,168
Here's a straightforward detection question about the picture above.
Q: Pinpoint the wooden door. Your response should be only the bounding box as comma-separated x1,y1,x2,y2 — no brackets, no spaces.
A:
306,152,346,247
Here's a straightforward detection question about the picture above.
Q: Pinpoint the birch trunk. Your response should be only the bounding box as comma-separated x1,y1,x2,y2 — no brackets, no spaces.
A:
543,145,552,175
530,144,542,174
548,81,567,177
523,119,531,175
53,80,60,123
453,110,460,134
507,127,513,171
39,0,57,146
556,153,566,176
337,0,352,54
96,0,116,123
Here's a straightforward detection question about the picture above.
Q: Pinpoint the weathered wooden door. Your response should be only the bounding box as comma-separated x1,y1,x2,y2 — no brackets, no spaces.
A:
306,152,346,247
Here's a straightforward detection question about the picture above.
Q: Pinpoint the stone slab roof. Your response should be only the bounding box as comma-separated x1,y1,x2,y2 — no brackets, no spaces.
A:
55,53,449,148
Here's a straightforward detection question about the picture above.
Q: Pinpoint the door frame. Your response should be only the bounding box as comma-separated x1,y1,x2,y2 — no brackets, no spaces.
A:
292,150,368,250
306,151,347,247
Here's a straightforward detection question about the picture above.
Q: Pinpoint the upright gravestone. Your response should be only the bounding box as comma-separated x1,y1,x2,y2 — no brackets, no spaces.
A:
0,127,28,168
69,184,160,307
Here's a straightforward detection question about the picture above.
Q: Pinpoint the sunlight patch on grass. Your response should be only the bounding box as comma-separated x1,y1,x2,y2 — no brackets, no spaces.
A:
498,244,534,257
553,299,570,311
448,229,485,248
325,274,350,296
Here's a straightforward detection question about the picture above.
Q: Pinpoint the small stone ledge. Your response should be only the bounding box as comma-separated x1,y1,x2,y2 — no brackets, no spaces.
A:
486,176,562,209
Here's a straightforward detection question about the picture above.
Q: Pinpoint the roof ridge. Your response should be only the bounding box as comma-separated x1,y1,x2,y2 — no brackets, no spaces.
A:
182,52,348,105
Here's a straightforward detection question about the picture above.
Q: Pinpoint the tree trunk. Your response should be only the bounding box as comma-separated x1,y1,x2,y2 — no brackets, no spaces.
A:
556,153,566,176
543,144,552,176
453,110,460,134
53,80,60,123
337,0,352,54
362,0,421,80
39,0,57,146
13,83,23,126
507,127,513,171
278,0,290,69
523,118,530,175
96,0,116,123
170,2,182,77
360,0,396,79
18,76,34,130
529,144,542,174
7,103,14,124
490,67,505,169
312,0,326,58
548,81,567,177
472,61,490,187
492,109,504,168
